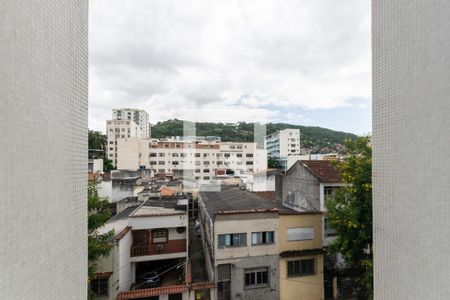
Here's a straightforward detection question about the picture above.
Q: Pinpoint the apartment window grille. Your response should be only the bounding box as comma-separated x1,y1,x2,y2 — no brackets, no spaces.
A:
218,233,247,248
251,231,274,245
218,264,231,281
244,268,269,288
287,259,315,277
90,278,108,296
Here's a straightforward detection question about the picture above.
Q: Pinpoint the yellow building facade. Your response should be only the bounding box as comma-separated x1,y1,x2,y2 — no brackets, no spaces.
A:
279,213,325,300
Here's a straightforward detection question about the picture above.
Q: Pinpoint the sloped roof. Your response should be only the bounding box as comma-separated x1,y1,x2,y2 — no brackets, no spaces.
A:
298,160,342,183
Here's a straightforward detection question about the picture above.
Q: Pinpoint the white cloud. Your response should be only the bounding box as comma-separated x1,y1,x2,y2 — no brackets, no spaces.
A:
89,0,371,132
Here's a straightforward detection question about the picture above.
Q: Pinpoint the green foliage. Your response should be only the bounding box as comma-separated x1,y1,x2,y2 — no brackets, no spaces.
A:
88,185,114,298
151,119,357,153
325,136,372,299
268,157,282,169
88,131,116,171
88,130,106,151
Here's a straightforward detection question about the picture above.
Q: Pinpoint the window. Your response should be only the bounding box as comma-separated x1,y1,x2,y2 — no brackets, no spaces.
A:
217,161,223,165
287,227,313,241
203,176,210,180
203,169,210,173
158,153,165,157
195,169,201,173
158,161,165,165
251,231,274,245
172,153,179,157
324,187,336,200
203,161,210,165
287,259,315,277
324,218,337,237
172,161,179,165
246,161,253,165
224,153,230,158
236,153,242,157
149,153,157,157
218,233,247,247
218,264,231,281
195,153,201,157
90,278,108,296
246,153,253,158
244,268,269,288
152,229,167,239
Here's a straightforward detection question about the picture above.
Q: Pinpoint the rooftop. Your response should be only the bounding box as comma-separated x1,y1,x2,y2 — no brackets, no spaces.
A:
130,198,188,217
200,186,302,217
298,160,342,183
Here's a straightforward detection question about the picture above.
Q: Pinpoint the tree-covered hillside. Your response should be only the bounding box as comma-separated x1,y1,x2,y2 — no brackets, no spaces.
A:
151,119,358,153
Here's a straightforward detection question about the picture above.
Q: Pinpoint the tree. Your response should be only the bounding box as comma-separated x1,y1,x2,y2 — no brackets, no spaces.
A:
88,130,107,151
268,157,282,169
88,185,114,298
325,136,372,299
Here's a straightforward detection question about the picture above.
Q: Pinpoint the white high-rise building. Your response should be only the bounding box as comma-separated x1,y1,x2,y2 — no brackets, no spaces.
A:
112,108,150,138
0,1,88,298
106,120,141,167
265,128,301,168
373,1,450,299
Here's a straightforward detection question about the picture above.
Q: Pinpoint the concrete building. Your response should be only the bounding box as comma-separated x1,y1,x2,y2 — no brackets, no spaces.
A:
106,120,141,167
0,1,88,299
95,195,213,300
198,187,325,300
116,138,267,180
286,153,340,170
276,160,344,246
373,1,450,298
113,108,151,138
89,149,104,173
265,128,301,169
279,212,325,300
243,169,281,192
198,188,281,300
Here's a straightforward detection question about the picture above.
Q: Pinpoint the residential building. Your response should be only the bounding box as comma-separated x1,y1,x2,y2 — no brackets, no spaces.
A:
279,212,325,300
242,169,281,192
106,119,141,167
276,160,344,246
198,187,325,300
95,194,213,299
265,128,301,169
373,1,450,298
113,108,151,138
0,1,88,299
89,149,104,173
198,187,281,300
286,153,340,170
116,138,267,180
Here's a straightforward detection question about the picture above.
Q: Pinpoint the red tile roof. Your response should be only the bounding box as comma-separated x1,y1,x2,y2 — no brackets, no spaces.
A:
95,272,112,279
117,283,215,299
299,160,342,183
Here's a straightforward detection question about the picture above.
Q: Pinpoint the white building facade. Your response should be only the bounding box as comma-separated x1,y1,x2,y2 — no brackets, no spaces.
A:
113,108,151,138
116,138,267,180
0,1,88,298
106,120,141,167
373,1,450,299
265,128,300,169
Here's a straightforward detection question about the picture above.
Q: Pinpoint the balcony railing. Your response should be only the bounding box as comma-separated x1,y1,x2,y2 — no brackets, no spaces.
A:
130,240,187,257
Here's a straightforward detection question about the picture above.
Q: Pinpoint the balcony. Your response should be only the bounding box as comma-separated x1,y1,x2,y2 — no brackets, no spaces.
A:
131,240,187,258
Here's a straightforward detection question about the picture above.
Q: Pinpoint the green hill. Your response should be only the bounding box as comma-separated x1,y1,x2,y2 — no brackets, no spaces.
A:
151,119,357,153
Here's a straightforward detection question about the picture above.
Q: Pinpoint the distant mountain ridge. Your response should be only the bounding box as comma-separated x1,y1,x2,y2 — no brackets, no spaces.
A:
151,119,358,153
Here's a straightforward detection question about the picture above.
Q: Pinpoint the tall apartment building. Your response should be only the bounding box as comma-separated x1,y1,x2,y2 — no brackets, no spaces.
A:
265,128,300,169
113,108,151,138
373,1,450,299
106,120,141,167
0,1,88,299
116,138,268,179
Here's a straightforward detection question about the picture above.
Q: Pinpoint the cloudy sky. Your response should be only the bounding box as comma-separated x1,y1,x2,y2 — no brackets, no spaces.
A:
89,0,371,135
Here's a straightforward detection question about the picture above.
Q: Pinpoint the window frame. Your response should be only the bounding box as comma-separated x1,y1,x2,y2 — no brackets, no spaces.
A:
287,258,316,277
244,267,269,289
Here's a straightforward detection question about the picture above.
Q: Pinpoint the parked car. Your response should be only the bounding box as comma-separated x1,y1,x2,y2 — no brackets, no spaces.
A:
141,272,161,289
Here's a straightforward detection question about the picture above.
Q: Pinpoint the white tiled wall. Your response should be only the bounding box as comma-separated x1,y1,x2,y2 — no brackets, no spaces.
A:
0,1,88,299
373,1,450,299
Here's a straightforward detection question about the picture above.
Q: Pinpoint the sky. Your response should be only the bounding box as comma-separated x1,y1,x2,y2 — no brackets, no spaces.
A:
89,0,371,135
